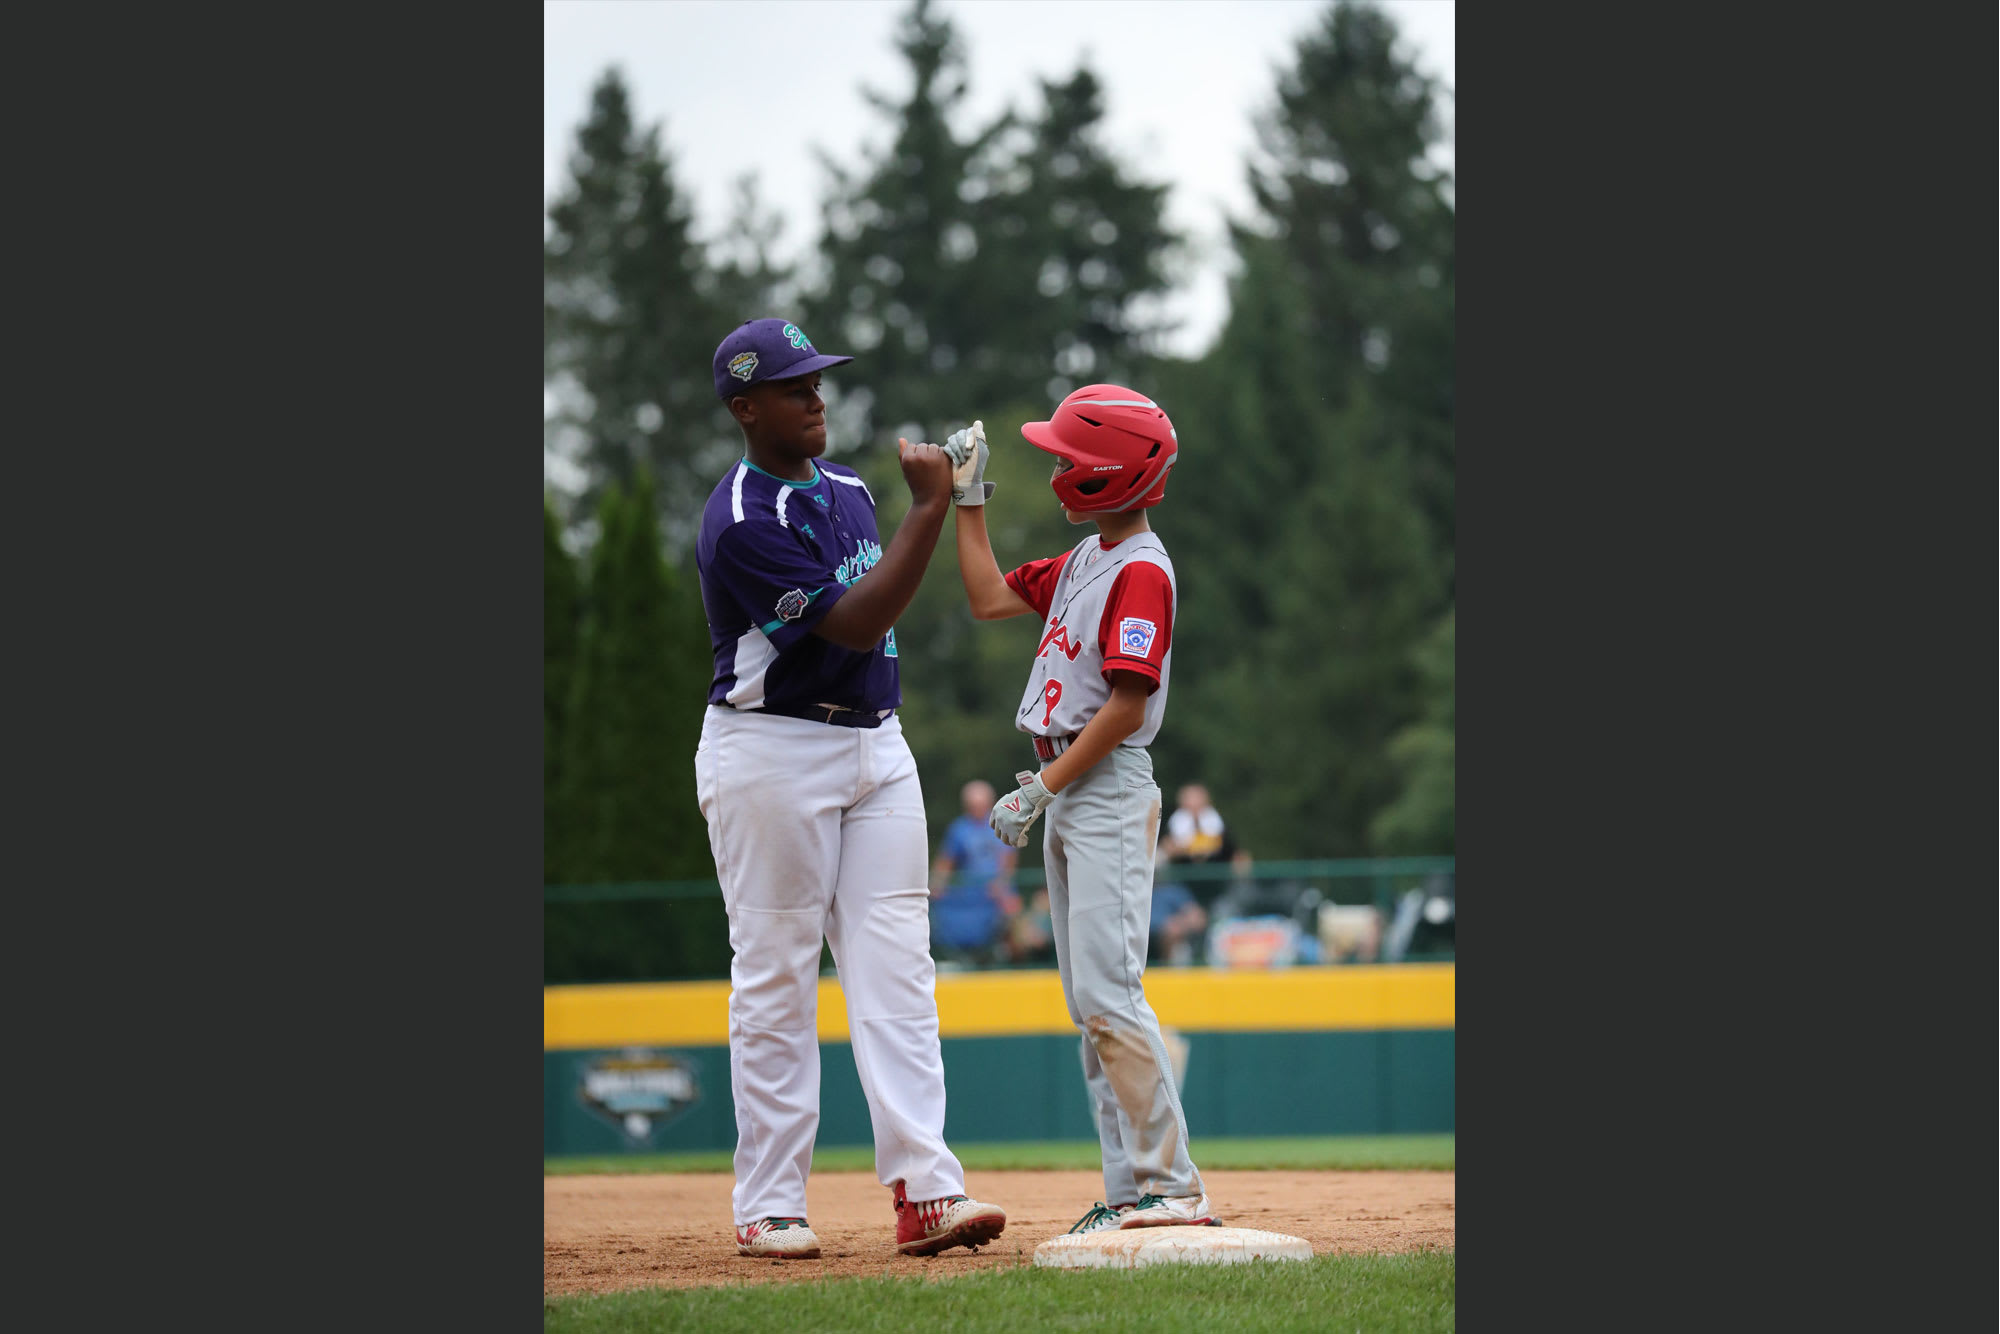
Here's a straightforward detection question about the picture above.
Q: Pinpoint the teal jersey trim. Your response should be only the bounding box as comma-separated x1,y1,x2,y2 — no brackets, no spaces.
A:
741,458,821,488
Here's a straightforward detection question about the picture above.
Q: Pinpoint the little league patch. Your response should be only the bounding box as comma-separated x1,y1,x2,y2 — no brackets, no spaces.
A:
1119,617,1157,655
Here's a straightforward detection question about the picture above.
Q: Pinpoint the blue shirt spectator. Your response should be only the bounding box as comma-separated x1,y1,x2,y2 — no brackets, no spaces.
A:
931,781,1020,956
1148,879,1207,965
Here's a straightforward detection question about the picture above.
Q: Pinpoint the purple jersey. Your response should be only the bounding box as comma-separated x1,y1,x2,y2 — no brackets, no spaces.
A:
696,458,901,712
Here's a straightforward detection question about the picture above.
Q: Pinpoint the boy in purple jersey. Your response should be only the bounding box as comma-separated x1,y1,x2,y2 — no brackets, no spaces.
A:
692,317,1007,1261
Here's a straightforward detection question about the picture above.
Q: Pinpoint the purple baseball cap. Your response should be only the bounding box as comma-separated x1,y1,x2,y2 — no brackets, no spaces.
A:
712,317,854,400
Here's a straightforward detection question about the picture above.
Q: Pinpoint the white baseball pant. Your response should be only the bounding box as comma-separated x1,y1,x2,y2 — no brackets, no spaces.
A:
695,706,966,1224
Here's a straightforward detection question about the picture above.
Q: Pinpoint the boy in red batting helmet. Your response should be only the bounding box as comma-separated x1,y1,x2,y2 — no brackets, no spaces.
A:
942,385,1216,1234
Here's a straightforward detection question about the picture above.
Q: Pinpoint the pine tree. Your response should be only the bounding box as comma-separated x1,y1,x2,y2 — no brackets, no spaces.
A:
976,64,1182,402
805,0,1011,442
545,68,733,552
1153,236,1332,656
1370,608,1454,854
705,173,795,325
546,474,726,982
1246,0,1455,579
548,485,625,890
1249,1,1452,378
558,470,710,883
1248,388,1443,858
1152,236,1443,859
544,496,582,885
807,6,1182,445
1121,2,1455,856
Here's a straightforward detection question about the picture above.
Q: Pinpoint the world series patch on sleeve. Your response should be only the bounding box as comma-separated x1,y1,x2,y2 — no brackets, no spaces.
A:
1119,617,1157,655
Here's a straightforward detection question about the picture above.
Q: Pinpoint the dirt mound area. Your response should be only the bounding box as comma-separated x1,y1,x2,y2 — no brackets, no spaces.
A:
545,1169,1455,1294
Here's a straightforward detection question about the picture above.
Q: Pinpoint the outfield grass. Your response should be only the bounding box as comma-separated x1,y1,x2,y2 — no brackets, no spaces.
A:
543,1250,1453,1333
545,1134,1453,1176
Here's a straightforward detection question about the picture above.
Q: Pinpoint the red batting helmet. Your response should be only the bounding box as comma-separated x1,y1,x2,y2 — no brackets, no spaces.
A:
1020,384,1179,513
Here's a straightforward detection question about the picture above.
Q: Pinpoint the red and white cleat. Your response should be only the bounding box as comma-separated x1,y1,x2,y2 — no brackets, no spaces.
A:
735,1217,822,1258
891,1179,1008,1256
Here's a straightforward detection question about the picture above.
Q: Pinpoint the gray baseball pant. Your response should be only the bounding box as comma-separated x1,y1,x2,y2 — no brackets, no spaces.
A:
1042,743,1205,1202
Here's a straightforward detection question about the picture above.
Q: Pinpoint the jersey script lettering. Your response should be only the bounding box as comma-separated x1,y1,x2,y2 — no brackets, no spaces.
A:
1037,621,1085,661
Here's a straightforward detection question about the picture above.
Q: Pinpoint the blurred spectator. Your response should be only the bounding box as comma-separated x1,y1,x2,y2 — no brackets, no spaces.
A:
1316,903,1383,964
1208,848,1291,923
1383,872,1455,962
1007,886,1054,966
1160,783,1234,865
930,780,1021,966
1149,879,1207,965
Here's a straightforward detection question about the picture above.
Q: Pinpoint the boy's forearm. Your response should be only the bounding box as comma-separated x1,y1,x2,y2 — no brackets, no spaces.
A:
1037,687,1147,793
955,504,1030,619
815,496,950,649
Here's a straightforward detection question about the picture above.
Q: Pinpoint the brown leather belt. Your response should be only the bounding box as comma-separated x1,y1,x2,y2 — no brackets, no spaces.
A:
1033,733,1077,761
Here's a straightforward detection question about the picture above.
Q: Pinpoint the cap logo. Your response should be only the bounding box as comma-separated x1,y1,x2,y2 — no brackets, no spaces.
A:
782,323,813,351
728,351,759,381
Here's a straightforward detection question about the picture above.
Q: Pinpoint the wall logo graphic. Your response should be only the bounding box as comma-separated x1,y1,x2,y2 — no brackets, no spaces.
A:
578,1049,700,1143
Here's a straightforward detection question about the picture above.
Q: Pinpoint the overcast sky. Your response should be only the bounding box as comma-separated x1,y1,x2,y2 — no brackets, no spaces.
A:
544,0,1454,360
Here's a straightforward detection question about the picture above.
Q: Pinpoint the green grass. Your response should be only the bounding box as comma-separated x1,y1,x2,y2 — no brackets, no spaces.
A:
544,1249,1453,1333
545,1134,1453,1176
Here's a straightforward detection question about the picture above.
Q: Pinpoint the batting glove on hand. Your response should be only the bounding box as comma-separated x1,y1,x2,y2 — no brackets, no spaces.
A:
944,420,993,505
990,769,1055,848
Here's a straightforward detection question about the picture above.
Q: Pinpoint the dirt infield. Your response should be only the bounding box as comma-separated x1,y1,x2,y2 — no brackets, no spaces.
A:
545,1170,1455,1294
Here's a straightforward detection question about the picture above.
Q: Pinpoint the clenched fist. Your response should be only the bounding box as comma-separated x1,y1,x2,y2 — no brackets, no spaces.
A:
897,437,954,508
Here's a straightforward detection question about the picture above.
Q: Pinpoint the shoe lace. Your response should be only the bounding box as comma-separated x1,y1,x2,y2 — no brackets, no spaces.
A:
743,1217,809,1236
1070,1202,1120,1233
914,1194,968,1229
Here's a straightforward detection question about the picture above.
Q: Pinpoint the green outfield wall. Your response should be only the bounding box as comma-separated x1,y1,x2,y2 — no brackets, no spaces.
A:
543,964,1454,1156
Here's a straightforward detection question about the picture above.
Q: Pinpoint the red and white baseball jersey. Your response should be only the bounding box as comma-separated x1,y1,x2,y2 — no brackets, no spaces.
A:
1004,531,1175,746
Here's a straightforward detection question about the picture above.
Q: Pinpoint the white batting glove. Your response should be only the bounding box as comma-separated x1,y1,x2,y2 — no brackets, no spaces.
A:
990,769,1055,848
944,420,993,505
